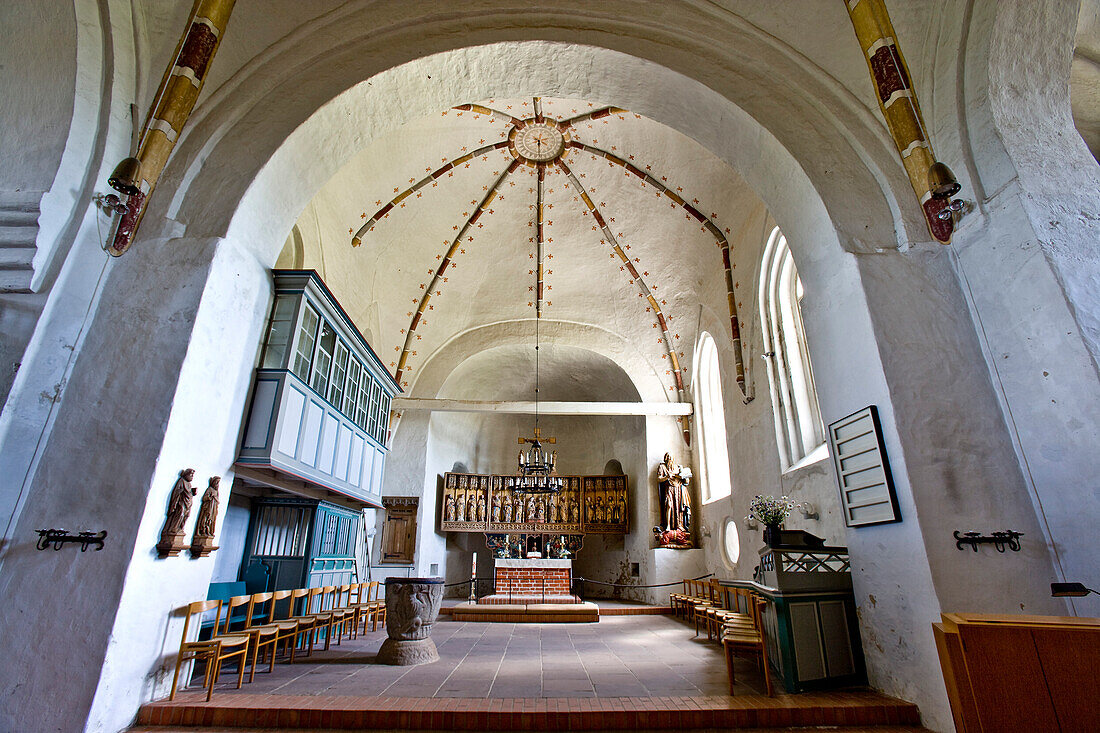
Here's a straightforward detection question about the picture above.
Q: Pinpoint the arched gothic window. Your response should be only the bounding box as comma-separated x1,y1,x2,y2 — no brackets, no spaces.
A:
693,332,732,503
759,227,825,469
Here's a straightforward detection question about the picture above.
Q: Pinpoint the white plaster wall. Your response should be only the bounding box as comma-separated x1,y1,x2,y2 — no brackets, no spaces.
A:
211,495,252,584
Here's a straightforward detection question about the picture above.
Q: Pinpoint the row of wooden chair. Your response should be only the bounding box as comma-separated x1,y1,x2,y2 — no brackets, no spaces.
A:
170,581,387,701
670,578,774,696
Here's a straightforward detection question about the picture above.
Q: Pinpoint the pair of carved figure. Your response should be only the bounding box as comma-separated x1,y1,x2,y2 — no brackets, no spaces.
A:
158,468,220,558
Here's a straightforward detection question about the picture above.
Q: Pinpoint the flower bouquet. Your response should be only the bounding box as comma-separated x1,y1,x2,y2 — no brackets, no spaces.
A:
749,494,794,526
749,495,794,545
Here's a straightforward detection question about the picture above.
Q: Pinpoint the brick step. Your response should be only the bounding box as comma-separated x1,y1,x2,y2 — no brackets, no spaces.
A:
136,691,922,730
133,721,932,726
598,605,672,615
475,594,580,605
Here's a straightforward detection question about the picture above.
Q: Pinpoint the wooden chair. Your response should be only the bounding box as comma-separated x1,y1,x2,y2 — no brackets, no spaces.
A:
690,580,717,636
288,588,319,658
362,581,386,631
670,579,690,618
231,592,299,679
169,600,250,701
258,589,306,663
346,582,381,638
722,595,774,696
329,584,358,644
707,585,756,641
216,595,279,683
298,586,339,651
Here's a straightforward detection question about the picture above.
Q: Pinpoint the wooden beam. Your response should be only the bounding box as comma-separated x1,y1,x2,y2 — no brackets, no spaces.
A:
390,398,692,416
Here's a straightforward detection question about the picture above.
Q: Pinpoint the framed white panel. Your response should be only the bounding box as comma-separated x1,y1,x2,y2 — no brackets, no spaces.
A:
276,384,307,457
348,434,365,487
300,400,324,466
360,444,376,489
319,413,339,473
243,379,279,449
370,448,385,492
334,424,352,481
828,405,901,527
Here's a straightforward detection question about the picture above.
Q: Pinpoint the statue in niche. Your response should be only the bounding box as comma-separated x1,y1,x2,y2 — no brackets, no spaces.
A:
466,494,476,524
656,453,694,547
570,496,580,523
157,468,197,558
444,494,456,522
548,495,558,523
526,496,536,523
491,494,502,523
585,494,594,523
476,494,486,522
190,476,221,558
513,495,524,523
617,494,627,525
456,495,466,522
503,495,514,523
611,496,622,524
596,496,607,523
657,453,676,527
535,498,546,522
658,454,691,533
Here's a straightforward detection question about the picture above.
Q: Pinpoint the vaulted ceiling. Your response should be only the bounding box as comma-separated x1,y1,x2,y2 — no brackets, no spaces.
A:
283,95,768,403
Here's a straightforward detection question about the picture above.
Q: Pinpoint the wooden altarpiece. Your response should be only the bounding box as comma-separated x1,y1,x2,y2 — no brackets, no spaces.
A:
440,472,629,536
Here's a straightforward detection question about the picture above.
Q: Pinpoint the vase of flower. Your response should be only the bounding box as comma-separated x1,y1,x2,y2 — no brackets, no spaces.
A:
750,495,794,546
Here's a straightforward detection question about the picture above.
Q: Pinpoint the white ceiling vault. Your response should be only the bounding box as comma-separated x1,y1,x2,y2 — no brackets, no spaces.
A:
285,95,768,409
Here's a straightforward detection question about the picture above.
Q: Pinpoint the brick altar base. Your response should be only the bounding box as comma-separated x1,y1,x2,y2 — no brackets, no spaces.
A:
495,564,571,596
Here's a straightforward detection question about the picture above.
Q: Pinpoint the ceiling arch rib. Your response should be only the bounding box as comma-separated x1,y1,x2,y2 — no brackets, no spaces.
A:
392,157,521,385
551,156,686,403
351,140,511,248
566,139,746,394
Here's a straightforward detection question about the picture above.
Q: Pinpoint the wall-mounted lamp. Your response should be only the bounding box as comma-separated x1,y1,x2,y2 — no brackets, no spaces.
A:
92,192,128,216
107,156,143,197
796,501,819,520
928,162,970,223
1051,582,1100,597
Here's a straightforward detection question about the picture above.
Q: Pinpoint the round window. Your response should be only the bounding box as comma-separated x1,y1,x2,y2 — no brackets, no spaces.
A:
723,517,740,565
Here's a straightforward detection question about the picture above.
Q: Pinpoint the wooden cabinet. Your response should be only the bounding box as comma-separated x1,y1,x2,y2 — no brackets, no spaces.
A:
933,613,1100,733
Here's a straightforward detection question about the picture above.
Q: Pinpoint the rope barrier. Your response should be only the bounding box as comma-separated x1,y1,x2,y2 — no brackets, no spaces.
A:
442,572,713,590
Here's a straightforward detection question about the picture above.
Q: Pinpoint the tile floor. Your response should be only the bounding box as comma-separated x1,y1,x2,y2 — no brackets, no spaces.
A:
201,614,750,699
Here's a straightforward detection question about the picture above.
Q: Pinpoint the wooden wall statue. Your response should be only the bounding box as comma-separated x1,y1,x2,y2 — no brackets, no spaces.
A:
440,472,628,535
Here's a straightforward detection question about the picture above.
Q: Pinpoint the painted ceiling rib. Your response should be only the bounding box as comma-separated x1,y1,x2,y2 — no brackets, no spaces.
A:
393,159,521,387
552,155,690,444
559,106,630,129
390,398,693,416
451,102,522,127
351,140,511,247
568,140,747,395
